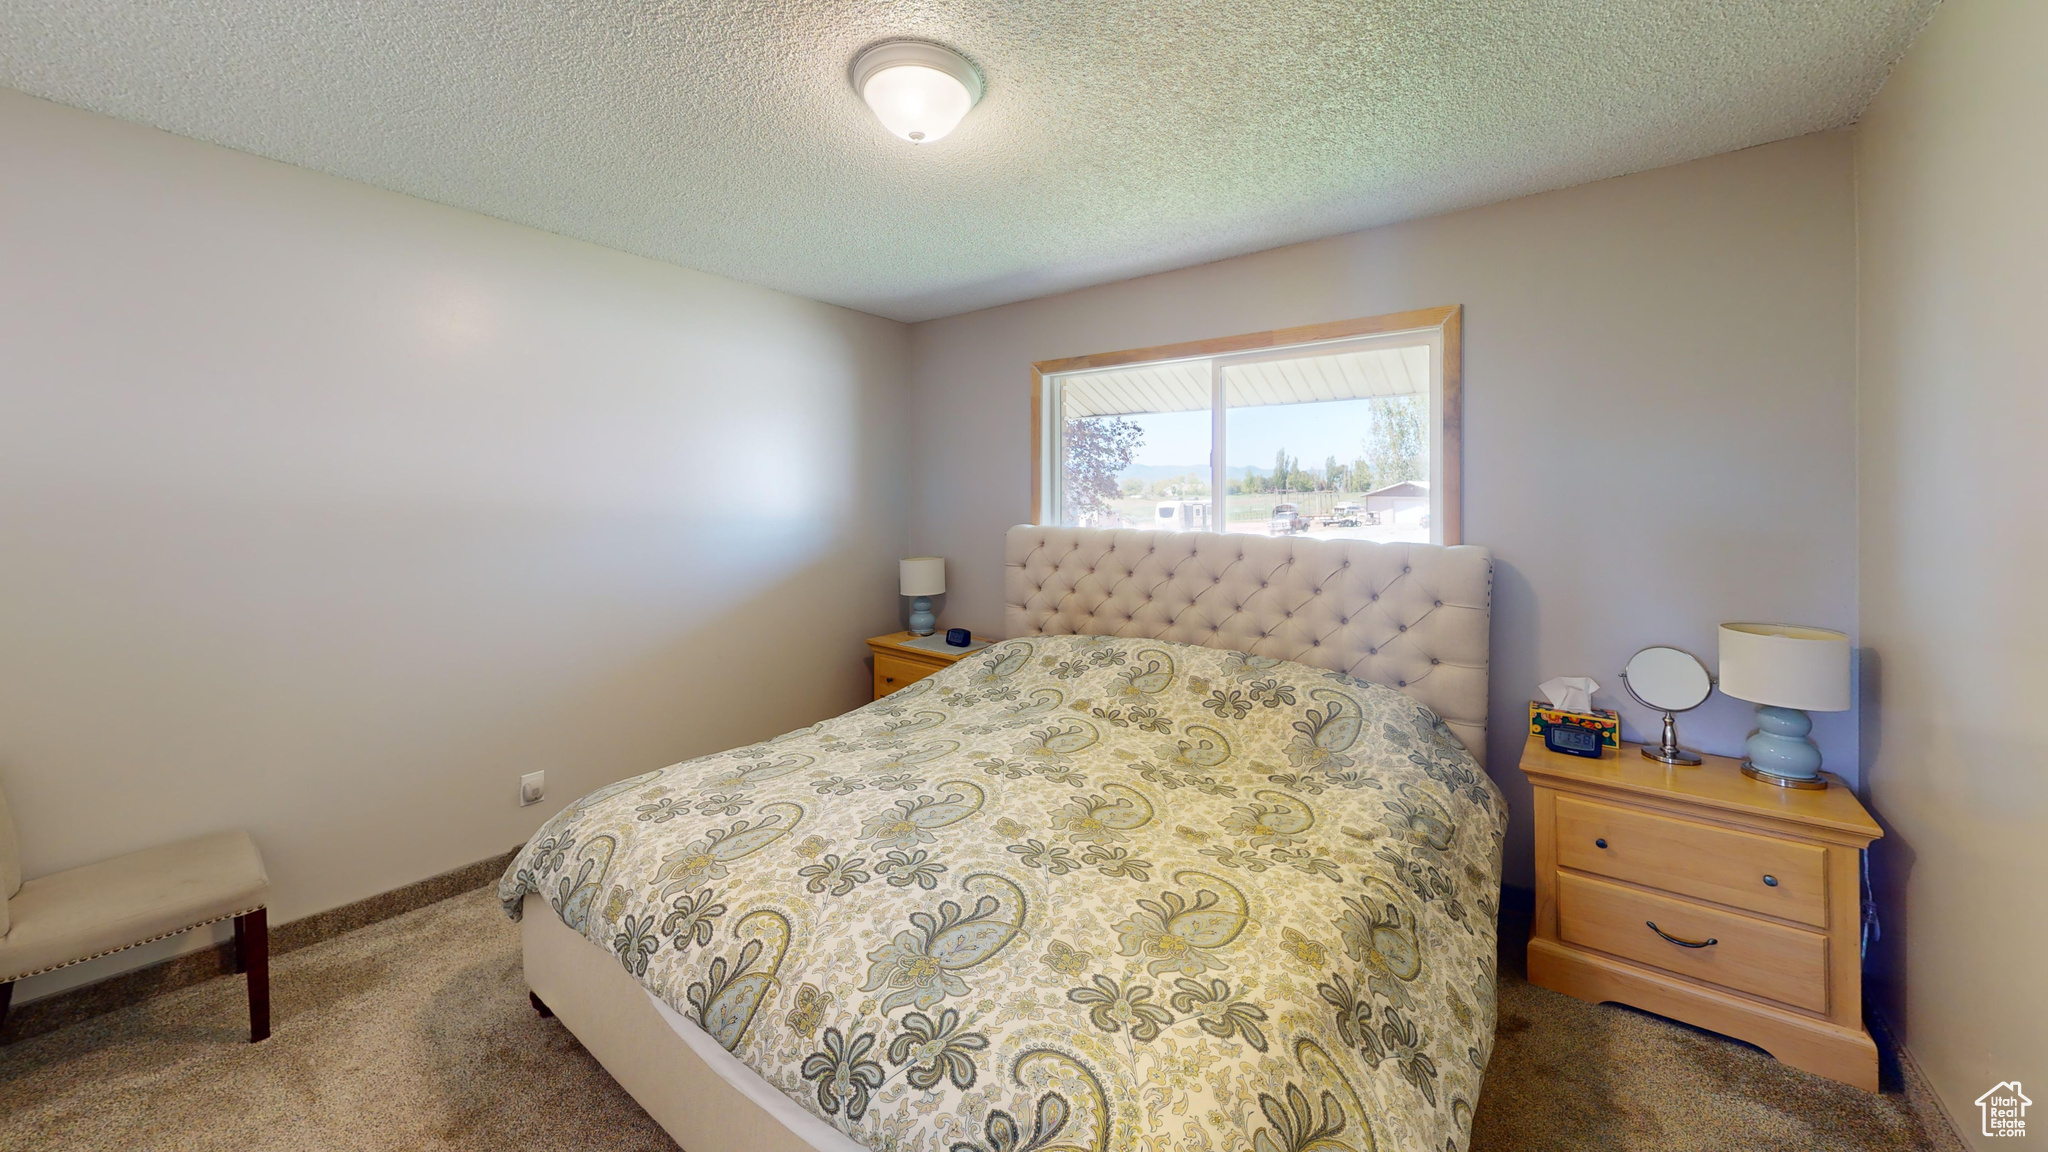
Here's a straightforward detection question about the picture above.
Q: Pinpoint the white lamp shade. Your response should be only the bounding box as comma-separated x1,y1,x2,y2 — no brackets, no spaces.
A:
851,41,983,144
1717,623,1851,712
900,557,946,597
862,65,972,142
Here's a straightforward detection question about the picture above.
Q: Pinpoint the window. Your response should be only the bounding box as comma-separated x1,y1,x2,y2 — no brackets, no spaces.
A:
1031,307,1462,544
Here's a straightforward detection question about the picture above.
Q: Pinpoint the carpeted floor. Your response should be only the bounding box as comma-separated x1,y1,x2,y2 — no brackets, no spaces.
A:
0,889,1958,1152
1471,922,1956,1152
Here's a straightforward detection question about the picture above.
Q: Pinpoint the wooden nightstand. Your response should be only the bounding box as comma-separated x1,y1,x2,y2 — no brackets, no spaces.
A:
866,632,988,700
1520,733,1883,1089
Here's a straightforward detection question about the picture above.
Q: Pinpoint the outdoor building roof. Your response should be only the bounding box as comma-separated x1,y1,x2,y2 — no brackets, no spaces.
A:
1059,343,1430,418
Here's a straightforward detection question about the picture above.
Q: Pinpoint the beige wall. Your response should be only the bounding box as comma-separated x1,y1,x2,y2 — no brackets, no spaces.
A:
906,134,1861,890
1855,0,2048,1139
0,90,909,1000
6,22,2028,1125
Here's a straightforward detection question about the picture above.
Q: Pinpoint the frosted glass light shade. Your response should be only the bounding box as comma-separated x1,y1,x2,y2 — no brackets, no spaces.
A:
900,557,946,597
1717,623,1851,712
852,41,982,144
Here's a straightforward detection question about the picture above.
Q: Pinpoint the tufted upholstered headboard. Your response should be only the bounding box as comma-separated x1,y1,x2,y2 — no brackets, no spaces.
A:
1005,526,1494,753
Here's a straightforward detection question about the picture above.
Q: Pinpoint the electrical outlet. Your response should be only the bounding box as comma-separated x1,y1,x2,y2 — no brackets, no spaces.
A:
519,771,546,806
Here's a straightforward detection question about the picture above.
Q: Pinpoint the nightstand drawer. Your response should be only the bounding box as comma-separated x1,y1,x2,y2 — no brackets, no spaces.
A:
1556,872,1829,1013
1555,794,1829,927
873,652,938,697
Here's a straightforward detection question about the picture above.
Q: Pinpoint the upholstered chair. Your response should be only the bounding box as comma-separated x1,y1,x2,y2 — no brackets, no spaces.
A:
0,784,271,1042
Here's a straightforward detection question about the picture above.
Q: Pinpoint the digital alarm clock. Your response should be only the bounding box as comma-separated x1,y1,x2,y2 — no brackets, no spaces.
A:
1542,721,1606,758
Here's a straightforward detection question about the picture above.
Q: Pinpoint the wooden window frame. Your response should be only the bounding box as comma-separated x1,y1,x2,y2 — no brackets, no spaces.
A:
1030,305,1464,544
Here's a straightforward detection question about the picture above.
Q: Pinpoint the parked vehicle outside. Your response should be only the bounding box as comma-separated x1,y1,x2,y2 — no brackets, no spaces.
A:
1155,500,1210,532
1270,502,1308,535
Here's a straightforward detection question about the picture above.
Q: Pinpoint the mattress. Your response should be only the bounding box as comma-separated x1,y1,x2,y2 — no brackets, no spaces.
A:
501,634,1508,1151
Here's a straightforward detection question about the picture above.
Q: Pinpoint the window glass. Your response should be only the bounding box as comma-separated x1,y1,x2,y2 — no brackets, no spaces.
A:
1044,328,1444,542
1055,359,1209,530
1221,344,1431,541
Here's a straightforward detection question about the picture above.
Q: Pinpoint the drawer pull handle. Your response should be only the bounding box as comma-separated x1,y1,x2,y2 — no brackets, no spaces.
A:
1646,921,1717,949
1594,838,1608,849
1763,874,1779,887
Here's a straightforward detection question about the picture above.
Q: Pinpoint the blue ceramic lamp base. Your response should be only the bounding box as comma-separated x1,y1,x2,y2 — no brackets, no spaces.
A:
907,595,936,636
1740,704,1829,790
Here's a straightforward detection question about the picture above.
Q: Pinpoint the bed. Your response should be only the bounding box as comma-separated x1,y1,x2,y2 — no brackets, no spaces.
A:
501,525,1502,1152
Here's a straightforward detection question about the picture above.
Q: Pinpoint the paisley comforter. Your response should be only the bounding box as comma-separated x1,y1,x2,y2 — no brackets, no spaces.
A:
500,634,1508,1152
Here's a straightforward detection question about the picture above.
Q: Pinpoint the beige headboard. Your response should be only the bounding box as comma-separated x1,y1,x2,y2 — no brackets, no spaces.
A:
1005,526,1494,753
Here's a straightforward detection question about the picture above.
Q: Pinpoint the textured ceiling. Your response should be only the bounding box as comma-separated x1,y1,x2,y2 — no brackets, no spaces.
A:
0,1,1935,321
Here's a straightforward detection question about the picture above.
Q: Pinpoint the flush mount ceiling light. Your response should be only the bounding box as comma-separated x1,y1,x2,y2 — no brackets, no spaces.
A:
850,40,983,145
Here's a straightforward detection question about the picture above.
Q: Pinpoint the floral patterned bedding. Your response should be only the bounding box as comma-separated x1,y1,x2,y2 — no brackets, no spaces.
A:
500,634,1508,1152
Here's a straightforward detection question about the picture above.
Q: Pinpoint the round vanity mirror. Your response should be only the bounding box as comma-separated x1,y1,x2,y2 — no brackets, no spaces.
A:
1620,646,1714,765
1621,646,1713,712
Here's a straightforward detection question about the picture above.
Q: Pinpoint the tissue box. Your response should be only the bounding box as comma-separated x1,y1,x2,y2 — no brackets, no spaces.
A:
1528,702,1621,749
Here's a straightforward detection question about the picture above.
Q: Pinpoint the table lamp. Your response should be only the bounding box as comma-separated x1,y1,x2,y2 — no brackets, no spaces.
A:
900,557,945,636
1717,623,1851,790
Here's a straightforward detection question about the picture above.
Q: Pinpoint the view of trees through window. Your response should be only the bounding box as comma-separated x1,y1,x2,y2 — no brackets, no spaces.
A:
1056,340,1434,542
1059,415,1146,526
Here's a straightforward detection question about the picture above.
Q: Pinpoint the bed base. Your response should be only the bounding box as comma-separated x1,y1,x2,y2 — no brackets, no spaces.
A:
521,893,856,1152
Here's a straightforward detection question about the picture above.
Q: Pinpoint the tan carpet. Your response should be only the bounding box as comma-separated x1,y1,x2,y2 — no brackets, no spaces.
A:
1470,941,1954,1152
0,889,1956,1151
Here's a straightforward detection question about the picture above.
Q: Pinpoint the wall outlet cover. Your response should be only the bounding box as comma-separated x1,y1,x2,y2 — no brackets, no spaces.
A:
520,771,546,806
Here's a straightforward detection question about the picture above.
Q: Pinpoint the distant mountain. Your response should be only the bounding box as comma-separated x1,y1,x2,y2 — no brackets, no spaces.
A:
1119,464,1269,482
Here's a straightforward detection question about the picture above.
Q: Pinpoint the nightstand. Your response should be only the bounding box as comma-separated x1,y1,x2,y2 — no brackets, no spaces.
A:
1520,733,1883,1089
866,632,988,700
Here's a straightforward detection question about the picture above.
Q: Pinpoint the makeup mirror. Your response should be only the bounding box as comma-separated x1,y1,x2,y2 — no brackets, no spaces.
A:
1620,645,1714,765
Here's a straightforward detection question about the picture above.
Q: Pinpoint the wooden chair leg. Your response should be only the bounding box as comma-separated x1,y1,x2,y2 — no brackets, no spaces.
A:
0,980,13,1040
530,991,554,1018
238,909,270,1043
